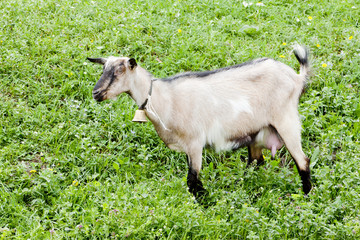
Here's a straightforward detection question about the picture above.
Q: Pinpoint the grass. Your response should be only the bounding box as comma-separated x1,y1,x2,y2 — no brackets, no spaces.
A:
0,0,359,239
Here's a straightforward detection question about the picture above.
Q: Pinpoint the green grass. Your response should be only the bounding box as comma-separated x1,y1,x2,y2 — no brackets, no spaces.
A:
1,0,360,239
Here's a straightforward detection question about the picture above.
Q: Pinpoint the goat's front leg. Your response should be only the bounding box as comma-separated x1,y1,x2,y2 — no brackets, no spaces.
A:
186,147,208,201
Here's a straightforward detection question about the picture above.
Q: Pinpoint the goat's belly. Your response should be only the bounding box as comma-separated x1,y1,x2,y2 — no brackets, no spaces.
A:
210,135,252,152
167,142,184,152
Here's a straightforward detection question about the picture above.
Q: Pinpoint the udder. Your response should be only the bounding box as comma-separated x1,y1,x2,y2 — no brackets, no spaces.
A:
254,127,283,157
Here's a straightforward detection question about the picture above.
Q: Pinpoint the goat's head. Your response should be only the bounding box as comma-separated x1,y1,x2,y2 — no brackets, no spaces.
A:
87,57,137,101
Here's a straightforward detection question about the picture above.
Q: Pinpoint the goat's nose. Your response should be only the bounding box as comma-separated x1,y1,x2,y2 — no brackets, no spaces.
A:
92,88,104,102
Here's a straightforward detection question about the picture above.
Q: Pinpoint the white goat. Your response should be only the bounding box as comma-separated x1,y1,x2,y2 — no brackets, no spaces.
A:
88,45,311,201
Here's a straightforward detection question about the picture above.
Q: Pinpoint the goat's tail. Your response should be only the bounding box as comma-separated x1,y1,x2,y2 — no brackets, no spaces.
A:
293,44,310,79
293,45,310,94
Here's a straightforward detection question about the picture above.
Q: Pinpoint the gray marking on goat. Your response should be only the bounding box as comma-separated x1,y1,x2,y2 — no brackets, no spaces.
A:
161,58,270,82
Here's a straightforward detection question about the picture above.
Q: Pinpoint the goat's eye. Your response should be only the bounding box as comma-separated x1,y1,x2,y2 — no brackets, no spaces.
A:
115,65,125,75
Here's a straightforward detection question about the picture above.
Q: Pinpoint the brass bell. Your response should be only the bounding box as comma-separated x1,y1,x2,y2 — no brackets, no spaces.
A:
132,109,148,122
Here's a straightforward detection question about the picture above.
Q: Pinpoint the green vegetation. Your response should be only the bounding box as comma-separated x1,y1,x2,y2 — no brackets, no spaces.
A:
1,0,359,238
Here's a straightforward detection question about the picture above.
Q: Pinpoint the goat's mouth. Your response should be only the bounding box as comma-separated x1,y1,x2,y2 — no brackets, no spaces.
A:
92,89,106,102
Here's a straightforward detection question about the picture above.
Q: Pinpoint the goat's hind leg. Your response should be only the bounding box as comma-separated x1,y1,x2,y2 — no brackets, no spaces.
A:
247,144,265,168
272,112,312,194
236,144,264,185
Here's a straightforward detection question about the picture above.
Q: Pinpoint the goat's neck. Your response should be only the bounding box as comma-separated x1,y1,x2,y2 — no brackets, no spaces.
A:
128,67,153,107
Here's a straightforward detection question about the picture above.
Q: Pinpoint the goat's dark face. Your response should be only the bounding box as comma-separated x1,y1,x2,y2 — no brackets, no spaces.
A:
87,57,137,101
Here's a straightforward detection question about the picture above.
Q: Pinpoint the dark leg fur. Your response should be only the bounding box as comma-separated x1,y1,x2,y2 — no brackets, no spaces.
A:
299,169,311,195
298,158,312,195
247,145,265,168
187,167,208,201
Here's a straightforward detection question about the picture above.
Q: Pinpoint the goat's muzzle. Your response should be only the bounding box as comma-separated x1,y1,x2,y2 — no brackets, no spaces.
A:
92,88,105,102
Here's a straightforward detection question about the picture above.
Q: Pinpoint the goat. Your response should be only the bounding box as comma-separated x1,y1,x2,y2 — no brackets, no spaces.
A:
87,45,312,202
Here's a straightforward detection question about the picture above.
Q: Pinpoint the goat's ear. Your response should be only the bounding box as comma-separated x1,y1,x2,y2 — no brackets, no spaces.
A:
87,57,107,65
128,58,137,70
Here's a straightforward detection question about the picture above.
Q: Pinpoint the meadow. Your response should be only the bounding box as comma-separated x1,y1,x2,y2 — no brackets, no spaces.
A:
0,0,359,239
